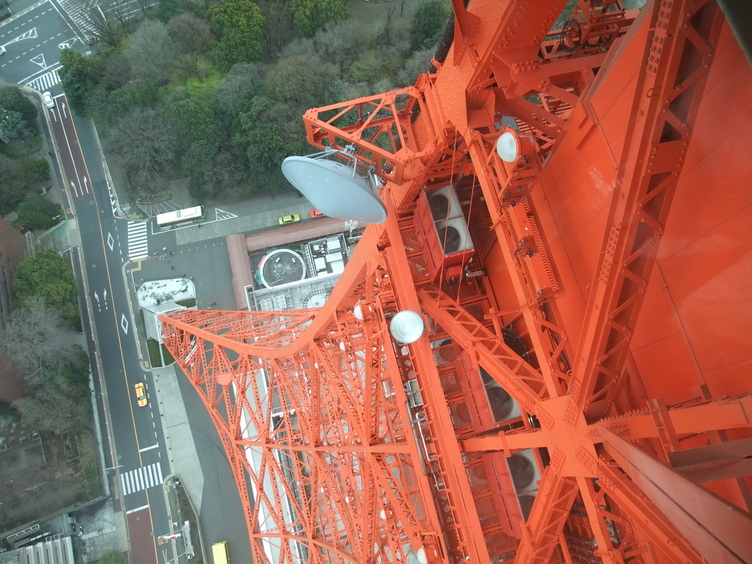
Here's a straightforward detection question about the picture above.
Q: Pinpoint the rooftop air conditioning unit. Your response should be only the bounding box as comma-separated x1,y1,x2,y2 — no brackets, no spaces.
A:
508,449,540,494
508,448,541,523
480,367,521,423
434,217,474,255
428,185,461,221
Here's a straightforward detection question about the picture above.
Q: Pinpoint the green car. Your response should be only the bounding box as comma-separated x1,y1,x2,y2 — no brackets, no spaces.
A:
278,214,301,225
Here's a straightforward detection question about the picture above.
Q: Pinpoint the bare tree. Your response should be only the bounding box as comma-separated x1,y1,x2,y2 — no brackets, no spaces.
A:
124,20,176,85
1,296,74,387
168,13,214,61
107,109,178,192
81,1,128,48
13,368,91,432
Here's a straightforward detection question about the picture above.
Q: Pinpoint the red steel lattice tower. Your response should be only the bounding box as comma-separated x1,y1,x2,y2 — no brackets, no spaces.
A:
161,0,752,562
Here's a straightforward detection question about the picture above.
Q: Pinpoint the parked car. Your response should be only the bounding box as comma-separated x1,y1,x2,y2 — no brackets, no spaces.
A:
134,382,148,407
278,214,301,225
0,46,6,56
42,91,54,108
310,209,325,218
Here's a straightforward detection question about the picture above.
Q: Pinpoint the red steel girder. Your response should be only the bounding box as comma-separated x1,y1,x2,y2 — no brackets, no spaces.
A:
569,0,724,422
600,425,752,563
161,276,447,563
160,1,747,563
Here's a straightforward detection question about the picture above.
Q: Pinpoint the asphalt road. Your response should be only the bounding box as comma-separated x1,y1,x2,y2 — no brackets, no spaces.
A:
0,3,254,558
44,95,174,564
0,1,81,95
49,102,254,563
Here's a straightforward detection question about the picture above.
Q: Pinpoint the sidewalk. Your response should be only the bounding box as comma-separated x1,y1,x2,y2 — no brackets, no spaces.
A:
151,366,204,511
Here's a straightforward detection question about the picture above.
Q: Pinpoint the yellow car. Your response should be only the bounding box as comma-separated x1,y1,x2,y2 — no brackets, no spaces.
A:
134,382,148,407
278,214,301,225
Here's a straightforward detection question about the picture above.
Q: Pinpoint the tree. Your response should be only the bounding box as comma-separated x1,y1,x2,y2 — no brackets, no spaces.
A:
258,0,296,57
97,52,133,92
166,98,220,151
284,0,349,38
104,80,159,126
82,0,130,48
0,155,25,214
12,249,80,323
0,154,45,216
197,144,251,200
215,62,265,118
308,20,369,74
107,109,177,190
58,49,98,115
0,109,31,142
396,47,434,86
245,123,291,184
411,0,451,49
20,158,51,185
232,96,306,192
0,86,38,124
168,13,214,60
181,138,218,180
264,55,338,109
123,20,176,85
1,296,74,386
12,346,92,433
209,0,266,70
16,202,52,230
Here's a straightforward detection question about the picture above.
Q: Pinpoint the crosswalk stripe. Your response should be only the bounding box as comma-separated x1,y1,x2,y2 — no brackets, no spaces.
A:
127,221,149,259
119,463,164,496
25,69,61,92
55,0,160,40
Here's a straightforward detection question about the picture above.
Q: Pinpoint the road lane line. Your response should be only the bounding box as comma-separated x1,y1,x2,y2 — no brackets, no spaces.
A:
126,504,149,515
139,443,159,453
55,105,85,197
120,473,128,495
156,463,163,484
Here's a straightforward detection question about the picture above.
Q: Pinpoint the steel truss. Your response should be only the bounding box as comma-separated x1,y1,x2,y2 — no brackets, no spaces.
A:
160,1,752,563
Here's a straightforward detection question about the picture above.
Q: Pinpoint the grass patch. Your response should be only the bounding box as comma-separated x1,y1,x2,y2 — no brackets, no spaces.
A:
161,344,175,365
175,298,196,307
147,338,163,367
185,71,222,95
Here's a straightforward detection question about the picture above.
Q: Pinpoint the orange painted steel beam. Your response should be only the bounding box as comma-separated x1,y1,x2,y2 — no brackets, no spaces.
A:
465,130,570,399
600,425,752,564
159,1,752,563
418,287,550,419
569,0,724,422
162,299,448,563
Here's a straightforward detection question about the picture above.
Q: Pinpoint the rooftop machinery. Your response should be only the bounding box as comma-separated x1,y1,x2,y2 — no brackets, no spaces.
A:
160,0,752,562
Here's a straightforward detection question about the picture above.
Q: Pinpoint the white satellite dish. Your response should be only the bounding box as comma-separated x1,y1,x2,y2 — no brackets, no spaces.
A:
281,154,387,224
496,130,520,162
